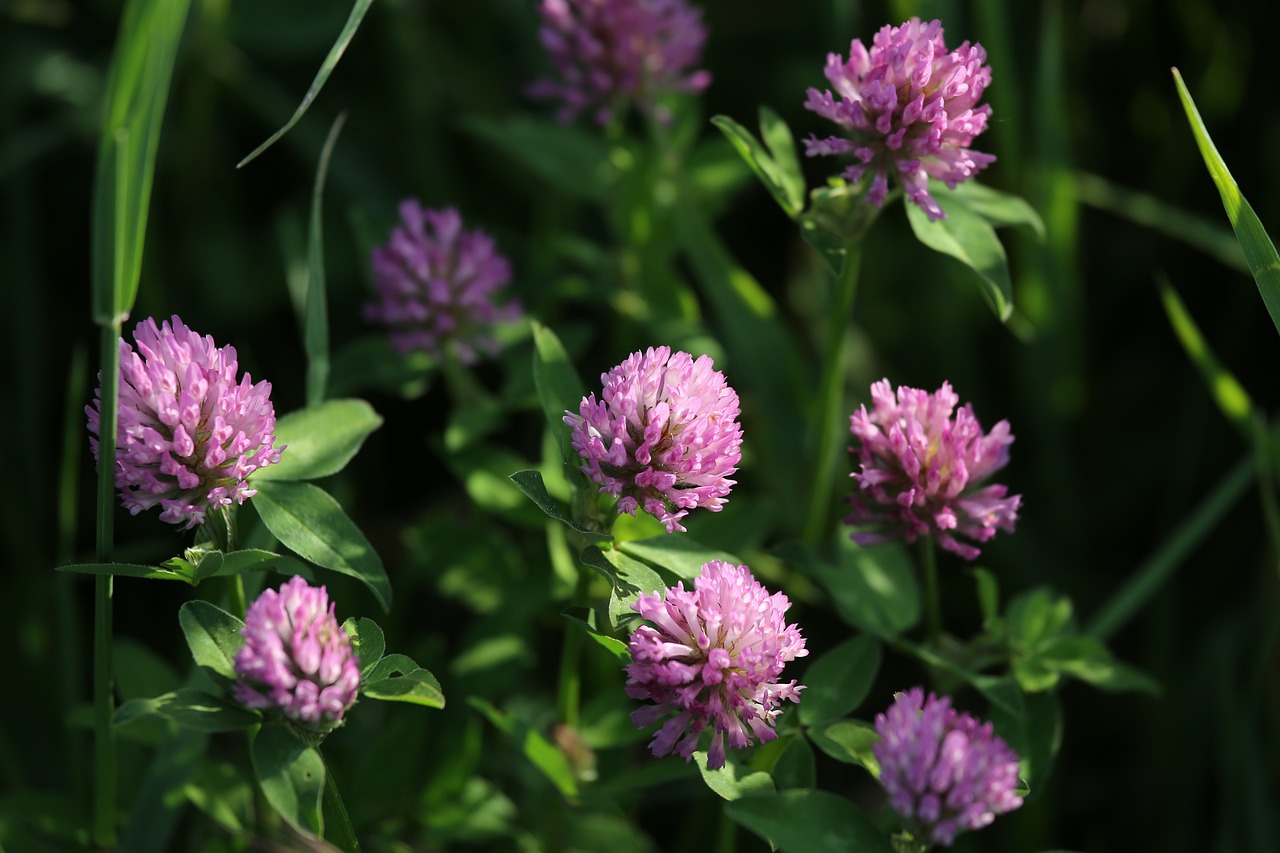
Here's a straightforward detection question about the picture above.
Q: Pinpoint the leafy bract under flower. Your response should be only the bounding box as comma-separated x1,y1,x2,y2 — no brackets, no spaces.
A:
847,378,1020,560
873,687,1024,846
365,200,521,363
233,576,361,734
626,560,807,769
804,17,995,221
86,315,284,529
565,346,742,533
528,0,711,125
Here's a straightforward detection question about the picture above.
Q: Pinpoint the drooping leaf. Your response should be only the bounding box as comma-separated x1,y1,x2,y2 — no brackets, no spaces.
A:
509,470,613,544
252,479,392,612
178,600,245,682
254,399,384,482
562,607,630,662
237,0,374,168
251,723,325,837
907,190,1014,321
949,180,1046,239
113,689,260,733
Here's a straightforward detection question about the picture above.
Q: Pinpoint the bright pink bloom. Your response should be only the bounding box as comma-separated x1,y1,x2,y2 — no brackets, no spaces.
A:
86,315,283,529
565,346,742,533
874,687,1024,846
365,201,520,363
847,379,1019,560
627,561,807,769
528,0,711,125
234,576,361,733
804,18,995,221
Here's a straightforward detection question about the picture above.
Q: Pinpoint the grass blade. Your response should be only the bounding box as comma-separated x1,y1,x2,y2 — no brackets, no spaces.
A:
305,112,347,407
236,0,374,169
1172,67,1280,337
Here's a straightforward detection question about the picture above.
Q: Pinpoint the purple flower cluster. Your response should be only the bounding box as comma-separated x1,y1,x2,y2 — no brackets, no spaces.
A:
874,687,1024,846
365,201,521,363
565,346,743,533
529,0,711,124
233,576,361,733
847,379,1020,560
804,17,995,221
626,560,806,769
86,315,283,529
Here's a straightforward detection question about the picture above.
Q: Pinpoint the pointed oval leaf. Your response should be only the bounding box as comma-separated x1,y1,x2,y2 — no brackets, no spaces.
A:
808,719,880,776
252,479,392,612
532,322,588,436
694,753,775,801
56,561,192,583
618,535,739,581
251,723,325,837
509,470,613,543
341,616,385,678
907,193,1013,321
254,399,383,482
711,114,802,217
798,636,883,727
726,789,895,853
179,600,245,681
362,667,445,709
114,689,260,733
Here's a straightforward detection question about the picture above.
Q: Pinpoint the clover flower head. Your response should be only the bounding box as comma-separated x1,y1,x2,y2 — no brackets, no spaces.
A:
873,687,1024,846
803,17,995,221
565,346,742,533
86,315,284,529
847,379,1020,560
233,576,361,733
365,200,521,363
626,560,807,769
528,0,712,125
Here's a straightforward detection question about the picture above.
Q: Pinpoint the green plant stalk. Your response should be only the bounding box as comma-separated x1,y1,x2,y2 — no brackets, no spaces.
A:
57,344,88,806
920,537,942,646
802,243,862,546
555,568,591,729
93,322,122,848
322,750,361,852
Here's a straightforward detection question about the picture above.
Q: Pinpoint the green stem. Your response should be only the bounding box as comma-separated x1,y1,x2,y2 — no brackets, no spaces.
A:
93,323,121,849
556,568,591,729
920,537,942,646
802,244,863,546
321,750,361,852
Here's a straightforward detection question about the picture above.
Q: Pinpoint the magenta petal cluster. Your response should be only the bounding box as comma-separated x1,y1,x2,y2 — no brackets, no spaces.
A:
86,315,283,529
365,200,521,363
528,0,711,125
874,687,1024,846
233,576,361,733
565,346,743,533
803,17,995,221
847,379,1020,560
626,560,807,769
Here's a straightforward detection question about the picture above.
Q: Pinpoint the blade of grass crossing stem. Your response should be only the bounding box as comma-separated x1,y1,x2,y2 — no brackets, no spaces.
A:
1173,68,1280,337
90,0,190,323
305,113,347,407
236,0,374,169
57,344,88,807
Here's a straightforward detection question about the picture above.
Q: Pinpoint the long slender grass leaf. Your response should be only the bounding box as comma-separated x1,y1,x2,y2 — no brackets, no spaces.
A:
304,113,347,407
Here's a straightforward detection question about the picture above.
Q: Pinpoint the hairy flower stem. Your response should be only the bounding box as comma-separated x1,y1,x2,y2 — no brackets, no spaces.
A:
920,538,942,646
802,243,862,547
322,750,361,852
93,322,120,848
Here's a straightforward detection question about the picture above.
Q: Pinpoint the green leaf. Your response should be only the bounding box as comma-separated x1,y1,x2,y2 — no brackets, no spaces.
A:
56,561,191,583
251,723,325,837
362,653,445,709
949,181,1046,239
1007,588,1074,649
987,691,1062,793
726,789,895,853
798,636,883,727
91,0,192,323
897,640,1025,715
767,735,816,791
462,115,614,201
184,761,255,835
974,567,1001,629
617,535,740,581
758,107,806,215
562,607,630,662
782,541,919,639
1173,68,1280,337
255,399,384,482
178,600,245,682
906,191,1014,321
113,689,260,733
807,720,880,776
252,480,392,612
509,470,614,544
580,546,667,628
531,321,588,438
329,334,435,399
302,112,346,407
190,548,305,584
468,698,579,800
711,113,803,217
693,753,775,801
341,616,385,679
237,0,374,168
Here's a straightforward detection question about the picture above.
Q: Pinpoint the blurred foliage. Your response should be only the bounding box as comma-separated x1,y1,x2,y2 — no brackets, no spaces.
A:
2,0,1279,851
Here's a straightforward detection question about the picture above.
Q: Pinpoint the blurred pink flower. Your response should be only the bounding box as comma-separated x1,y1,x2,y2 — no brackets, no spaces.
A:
627,560,806,769
804,18,995,221
86,315,283,529
847,379,1019,560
